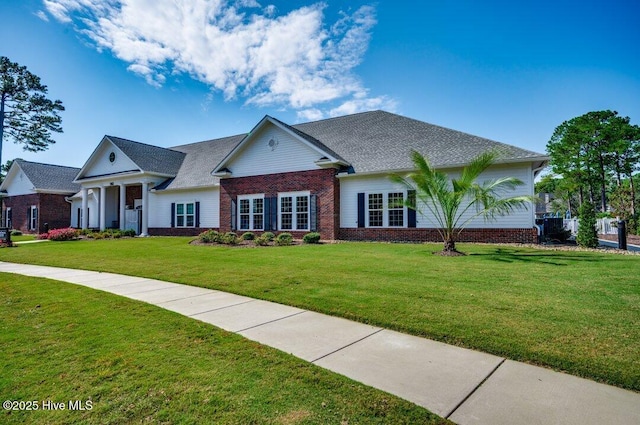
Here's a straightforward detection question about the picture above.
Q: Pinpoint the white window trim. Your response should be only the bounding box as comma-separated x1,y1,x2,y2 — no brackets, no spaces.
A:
278,191,310,231
29,205,38,231
4,207,10,228
175,202,196,228
237,194,265,231
365,191,407,228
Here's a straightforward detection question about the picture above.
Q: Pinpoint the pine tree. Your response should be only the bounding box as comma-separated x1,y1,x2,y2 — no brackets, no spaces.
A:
576,200,599,248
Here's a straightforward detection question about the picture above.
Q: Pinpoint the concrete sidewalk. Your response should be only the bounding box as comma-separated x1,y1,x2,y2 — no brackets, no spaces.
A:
1,261,638,425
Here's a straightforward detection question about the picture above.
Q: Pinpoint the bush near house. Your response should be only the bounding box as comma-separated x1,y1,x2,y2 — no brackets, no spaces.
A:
303,232,321,244
275,232,293,246
38,227,79,241
241,232,255,241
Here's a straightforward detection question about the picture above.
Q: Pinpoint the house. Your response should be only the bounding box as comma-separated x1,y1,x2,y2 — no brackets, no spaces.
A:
0,159,80,233
70,110,548,243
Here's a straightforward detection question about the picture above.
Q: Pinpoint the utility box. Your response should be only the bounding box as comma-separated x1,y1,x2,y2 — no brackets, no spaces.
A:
0,227,11,245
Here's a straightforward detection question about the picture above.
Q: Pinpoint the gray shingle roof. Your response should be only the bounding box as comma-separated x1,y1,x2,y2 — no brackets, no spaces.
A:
292,110,547,173
15,159,80,193
161,134,245,190
107,136,186,176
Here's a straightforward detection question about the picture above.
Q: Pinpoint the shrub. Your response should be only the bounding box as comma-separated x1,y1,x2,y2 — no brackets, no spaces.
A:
223,232,238,245
37,233,50,240
241,232,255,241
198,229,220,243
275,232,293,246
254,235,270,246
262,232,275,242
577,201,599,248
45,227,79,241
121,229,136,237
10,230,22,236
92,232,105,240
303,232,321,244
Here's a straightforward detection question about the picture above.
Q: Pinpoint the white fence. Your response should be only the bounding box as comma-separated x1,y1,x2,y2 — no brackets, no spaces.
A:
563,218,619,235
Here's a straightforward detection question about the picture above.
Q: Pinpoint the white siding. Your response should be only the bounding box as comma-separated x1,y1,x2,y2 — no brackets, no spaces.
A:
226,126,323,177
3,170,36,196
81,141,139,178
70,191,99,228
340,163,535,229
148,188,220,228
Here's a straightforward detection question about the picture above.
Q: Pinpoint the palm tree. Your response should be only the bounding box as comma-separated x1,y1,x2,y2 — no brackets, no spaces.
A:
392,150,532,255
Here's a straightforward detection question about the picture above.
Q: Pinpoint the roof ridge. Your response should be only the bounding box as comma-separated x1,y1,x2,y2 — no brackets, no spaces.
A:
15,158,81,171
293,109,384,126
170,133,247,149
106,135,184,153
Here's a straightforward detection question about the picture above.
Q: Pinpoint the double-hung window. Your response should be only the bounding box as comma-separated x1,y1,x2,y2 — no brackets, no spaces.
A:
238,195,264,231
29,206,38,231
367,191,406,227
279,191,310,231
175,202,195,227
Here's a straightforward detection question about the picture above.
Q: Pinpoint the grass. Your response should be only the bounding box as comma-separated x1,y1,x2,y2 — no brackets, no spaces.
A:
0,273,445,424
1,238,639,392
9,234,37,242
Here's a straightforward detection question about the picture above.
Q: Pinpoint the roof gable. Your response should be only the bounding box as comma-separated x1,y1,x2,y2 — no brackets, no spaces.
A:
212,116,348,177
76,136,186,181
0,160,80,195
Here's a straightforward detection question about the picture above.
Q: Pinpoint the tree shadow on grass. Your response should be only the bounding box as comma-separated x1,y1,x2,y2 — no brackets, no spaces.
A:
469,248,608,266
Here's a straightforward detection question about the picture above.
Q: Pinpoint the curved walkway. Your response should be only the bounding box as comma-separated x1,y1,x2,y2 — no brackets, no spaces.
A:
1,261,638,425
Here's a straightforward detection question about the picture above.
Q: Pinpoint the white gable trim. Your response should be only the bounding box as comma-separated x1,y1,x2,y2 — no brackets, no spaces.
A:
0,161,36,196
75,136,141,182
212,116,347,175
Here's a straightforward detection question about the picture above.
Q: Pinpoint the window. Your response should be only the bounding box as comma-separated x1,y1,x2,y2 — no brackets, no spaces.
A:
368,193,383,227
29,206,38,231
4,207,11,228
387,192,405,227
175,202,195,227
238,195,264,230
366,192,406,227
279,191,310,231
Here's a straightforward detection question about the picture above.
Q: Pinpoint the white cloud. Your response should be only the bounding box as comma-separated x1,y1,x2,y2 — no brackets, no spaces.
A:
42,0,394,118
35,10,49,21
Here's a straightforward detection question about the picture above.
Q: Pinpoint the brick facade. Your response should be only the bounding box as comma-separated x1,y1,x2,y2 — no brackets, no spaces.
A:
2,193,72,234
219,168,340,240
148,227,212,236
126,185,142,208
339,227,538,244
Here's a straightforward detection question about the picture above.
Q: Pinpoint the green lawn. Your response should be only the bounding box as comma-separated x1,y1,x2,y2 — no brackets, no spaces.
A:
0,273,445,424
9,234,37,242
1,238,639,392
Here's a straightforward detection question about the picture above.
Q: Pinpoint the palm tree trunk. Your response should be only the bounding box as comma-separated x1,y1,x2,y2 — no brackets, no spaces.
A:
443,238,456,252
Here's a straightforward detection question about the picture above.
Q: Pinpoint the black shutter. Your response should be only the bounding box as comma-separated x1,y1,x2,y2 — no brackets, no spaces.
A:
264,197,272,231
407,190,417,228
170,203,175,227
8,208,12,228
270,196,278,230
231,199,237,231
310,194,318,232
357,193,365,228
195,202,200,228
27,208,31,230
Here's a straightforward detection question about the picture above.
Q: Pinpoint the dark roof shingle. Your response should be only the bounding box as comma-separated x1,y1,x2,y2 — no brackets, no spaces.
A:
15,159,80,193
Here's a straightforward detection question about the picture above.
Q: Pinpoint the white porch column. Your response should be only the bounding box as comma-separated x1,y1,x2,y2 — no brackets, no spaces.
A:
81,187,88,229
119,184,126,230
140,181,149,237
99,186,106,231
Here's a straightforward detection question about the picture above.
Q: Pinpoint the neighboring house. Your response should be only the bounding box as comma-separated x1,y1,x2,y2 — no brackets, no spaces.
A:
71,110,549,243
0,159,80,233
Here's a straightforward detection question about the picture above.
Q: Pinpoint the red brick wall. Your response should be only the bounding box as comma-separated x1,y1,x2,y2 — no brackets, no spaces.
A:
126,186,142,208
148,227,212,236
339,227,538,244
219,168,339,239
39,193,73,231
1,193,72,234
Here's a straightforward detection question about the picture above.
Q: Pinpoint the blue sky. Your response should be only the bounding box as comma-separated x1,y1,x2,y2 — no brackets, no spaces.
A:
1,0,639,168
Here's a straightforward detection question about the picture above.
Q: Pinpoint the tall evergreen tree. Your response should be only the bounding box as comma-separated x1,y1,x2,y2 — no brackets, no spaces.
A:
576,200,599,248
0,56,64,166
